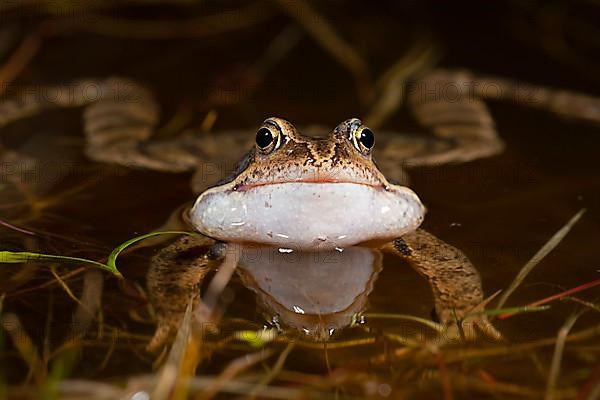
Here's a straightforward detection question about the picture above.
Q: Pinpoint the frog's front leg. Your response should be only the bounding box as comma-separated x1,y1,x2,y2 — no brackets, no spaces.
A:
146,235,226,351
387,229,502,341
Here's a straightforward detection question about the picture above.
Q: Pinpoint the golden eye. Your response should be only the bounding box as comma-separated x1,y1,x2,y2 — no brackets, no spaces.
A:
352,126,375,153
255,124,281,153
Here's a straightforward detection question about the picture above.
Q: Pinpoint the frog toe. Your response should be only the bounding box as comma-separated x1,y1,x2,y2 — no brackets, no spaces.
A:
146,316,180,352
440,311,503,342
473,316,503,341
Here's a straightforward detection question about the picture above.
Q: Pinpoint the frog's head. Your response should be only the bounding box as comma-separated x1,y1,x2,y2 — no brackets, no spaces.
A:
190,117,425,250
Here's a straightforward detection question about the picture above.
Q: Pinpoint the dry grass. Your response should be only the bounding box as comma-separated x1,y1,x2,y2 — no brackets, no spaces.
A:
1,2,599,399
0,204,597,399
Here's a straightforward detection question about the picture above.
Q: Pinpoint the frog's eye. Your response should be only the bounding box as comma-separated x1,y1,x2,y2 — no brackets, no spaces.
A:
255,125,281,153
352,125,375,154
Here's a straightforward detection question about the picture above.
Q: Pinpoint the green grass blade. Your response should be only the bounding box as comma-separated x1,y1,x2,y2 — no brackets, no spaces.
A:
233,329,278,348
0,231,197,278
496,209,585,309
363,312,444,332
474,305,550,317
106,231,197,272
0,251,119,276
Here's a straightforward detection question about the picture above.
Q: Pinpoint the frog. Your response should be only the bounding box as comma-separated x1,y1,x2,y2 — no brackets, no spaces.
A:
2,69,600,351
146,116,504,351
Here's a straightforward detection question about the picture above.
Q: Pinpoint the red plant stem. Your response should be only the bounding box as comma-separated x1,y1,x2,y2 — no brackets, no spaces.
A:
498,278,600,320
436,352,454,400
0,218,36,236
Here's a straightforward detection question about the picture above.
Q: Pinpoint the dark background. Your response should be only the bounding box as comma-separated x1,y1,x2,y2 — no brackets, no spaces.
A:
0,0,599,393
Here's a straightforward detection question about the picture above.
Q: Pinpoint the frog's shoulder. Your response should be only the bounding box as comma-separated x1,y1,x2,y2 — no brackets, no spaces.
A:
190,129,255,194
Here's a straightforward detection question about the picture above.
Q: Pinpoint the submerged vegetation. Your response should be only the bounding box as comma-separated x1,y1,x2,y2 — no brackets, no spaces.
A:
1,204,598,398
0,1,599,399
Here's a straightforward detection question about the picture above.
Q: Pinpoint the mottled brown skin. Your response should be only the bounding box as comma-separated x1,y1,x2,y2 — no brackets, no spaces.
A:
146,234,224,350
146,227,500,351
3,70,599,191
144,117,500,351
2,70,600,351
391,231,496,340
217,118,390,190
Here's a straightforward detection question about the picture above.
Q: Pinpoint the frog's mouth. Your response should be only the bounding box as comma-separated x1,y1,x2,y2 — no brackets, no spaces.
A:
235,177,384,191
233,167,388,191
190,181,425,251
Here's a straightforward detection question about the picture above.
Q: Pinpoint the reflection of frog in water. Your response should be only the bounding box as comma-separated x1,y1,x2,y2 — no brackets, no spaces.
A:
1,70,600,351
147,116,499,351
236,246,383,341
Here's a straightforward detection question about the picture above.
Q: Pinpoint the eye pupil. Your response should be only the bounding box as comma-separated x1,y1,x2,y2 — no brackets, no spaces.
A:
359,128,375,149
256,127,274,149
